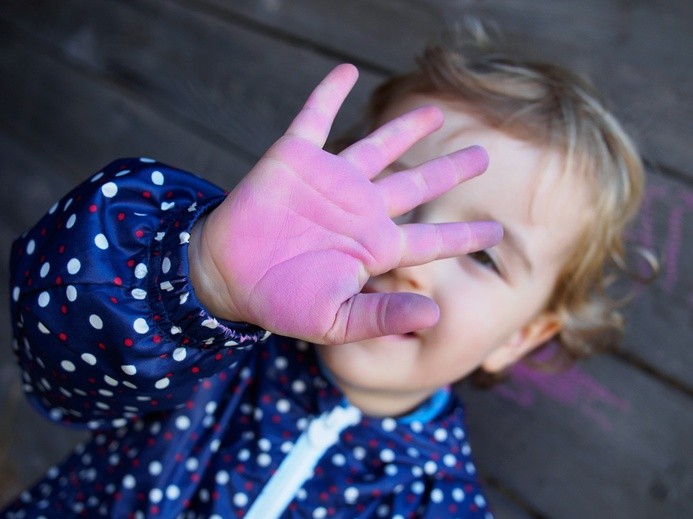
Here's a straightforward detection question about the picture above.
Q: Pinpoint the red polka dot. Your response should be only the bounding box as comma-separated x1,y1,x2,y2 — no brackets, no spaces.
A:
55,276,63,285
142,191,151,198
110,296,119,304
135,230,144,238
118,213,125,221
127,259,135,267
89,204,98,213
114,277,123,286
58,333,67,341
191,367,200,374
58,245,65,254
124,338,133,347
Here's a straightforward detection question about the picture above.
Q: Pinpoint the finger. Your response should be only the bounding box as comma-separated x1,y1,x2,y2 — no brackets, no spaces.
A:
284,64,359,147
327,292,440,344
397,221,503,267
339,105,444,179
377,145,489,217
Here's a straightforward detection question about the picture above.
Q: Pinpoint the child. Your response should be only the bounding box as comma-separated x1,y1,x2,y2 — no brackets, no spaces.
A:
3,40,642,519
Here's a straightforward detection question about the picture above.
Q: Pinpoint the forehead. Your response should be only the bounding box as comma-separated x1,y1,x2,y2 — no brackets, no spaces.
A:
384,94,591,272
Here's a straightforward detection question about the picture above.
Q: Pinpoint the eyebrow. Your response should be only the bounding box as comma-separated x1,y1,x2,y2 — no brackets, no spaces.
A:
501,227,533,275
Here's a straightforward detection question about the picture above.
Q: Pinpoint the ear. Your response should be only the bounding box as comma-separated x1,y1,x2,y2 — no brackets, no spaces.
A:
481,312,562,373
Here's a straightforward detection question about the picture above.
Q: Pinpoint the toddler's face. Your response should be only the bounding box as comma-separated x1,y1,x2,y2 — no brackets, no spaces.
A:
316,95,590,416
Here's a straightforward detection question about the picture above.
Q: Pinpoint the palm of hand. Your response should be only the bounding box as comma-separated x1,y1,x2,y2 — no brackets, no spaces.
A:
197,65,501,344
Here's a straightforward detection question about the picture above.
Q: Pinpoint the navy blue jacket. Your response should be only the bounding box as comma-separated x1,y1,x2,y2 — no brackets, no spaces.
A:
4,158,492,518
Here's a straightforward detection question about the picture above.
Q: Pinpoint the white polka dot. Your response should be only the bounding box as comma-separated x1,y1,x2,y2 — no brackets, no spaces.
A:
67,258,81,275
148,461,162,476
443,454,457,467
344,487,359,504
38,321,50,334
258,438,271,451
332,453,346,466
149,488,162,503
161,257,171,274
411,481,424,494
431,488,444,503
121,365,137,376
104,375,119,386
452,488,465,502
210,439,221,453
233,492,248,507
215,470,229,485
132,288,147,300
155,377,169,389
313,507,327,519
134,263,148,279
172,348,186,361
276,399,290,413
205,402,217,414
257,453,271,467
66,214,77,229
91,172,105,182
94,234,109,250
151,171,164,185
380,449,395,463
12,286,20,302
26,239,36,254
382,418,397,432
89,314,103,329
66,285,77,301
385,464,398,476
475,494,486,507
434,428,448,442
133,318,149,334
275,356,288,370
48,202,58,214
175,416,191,431
185,457,199,471
63,198,73,211
424,460,437,475
81,353,97,365
61,360,76,372
101,182,118,198
165,485,180,500
292,380,306,393
40,262,50,278
38,292,50,307
140,157,156,163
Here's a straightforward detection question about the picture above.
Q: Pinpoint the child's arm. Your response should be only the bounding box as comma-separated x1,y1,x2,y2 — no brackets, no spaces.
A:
9,158,267,429
189,64,502,345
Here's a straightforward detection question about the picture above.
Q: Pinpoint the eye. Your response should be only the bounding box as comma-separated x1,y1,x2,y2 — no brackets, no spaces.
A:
468,250,501,275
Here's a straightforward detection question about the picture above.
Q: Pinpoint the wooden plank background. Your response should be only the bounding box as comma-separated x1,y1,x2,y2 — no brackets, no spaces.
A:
0,0,691,517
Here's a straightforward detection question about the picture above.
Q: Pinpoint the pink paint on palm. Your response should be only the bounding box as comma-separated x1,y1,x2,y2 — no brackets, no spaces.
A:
190,64,503,345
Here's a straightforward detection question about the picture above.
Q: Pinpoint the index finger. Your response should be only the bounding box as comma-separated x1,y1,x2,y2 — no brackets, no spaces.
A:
284,64,359,147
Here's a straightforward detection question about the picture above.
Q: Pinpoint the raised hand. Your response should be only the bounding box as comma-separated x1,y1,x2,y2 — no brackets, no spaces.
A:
189,64,502,345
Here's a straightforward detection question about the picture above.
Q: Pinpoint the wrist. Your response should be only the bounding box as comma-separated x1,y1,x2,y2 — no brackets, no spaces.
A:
188,215,244,322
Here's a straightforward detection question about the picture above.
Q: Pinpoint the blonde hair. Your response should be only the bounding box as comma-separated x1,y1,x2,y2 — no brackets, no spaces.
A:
359,38,647,376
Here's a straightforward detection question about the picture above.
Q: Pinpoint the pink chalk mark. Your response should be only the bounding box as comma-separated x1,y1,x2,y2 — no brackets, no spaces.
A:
493,345,631,431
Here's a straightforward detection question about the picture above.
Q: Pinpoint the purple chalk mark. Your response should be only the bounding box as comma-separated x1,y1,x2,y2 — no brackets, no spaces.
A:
493,345,631,431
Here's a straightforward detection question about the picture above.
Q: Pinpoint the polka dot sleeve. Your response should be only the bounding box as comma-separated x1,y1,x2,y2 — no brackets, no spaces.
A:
9,158,267,429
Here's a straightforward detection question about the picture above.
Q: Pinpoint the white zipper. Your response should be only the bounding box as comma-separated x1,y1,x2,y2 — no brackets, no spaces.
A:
244,403,362,519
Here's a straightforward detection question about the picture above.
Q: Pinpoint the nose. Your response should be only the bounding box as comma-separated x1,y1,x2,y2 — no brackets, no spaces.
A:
378,264,432,295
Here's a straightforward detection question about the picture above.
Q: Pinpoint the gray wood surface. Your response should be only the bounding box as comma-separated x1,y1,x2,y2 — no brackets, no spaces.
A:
0,0,691,517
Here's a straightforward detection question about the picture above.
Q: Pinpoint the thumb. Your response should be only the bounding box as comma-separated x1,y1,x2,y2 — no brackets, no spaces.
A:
326,292,440,344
